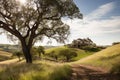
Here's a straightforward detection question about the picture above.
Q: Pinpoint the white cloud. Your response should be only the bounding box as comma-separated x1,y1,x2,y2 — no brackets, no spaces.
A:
64,2,119,34
85,2,116,20
62,2,120,45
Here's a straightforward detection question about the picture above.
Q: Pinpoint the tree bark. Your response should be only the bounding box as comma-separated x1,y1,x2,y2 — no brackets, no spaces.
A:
21,40,32,63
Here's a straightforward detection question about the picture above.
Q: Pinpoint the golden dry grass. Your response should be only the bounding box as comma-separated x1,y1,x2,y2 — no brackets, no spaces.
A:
76,44,120,72
0,50,12,61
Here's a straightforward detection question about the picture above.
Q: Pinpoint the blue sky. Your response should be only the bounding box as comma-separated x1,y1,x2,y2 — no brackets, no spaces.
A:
0,0,120,45
65,0,120,45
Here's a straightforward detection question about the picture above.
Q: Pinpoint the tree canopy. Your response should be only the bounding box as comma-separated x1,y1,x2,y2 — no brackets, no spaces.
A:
0,0,82,63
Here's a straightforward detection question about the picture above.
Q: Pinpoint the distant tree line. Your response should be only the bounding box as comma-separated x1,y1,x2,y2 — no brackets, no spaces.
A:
112,42,120,45
0,44,19,52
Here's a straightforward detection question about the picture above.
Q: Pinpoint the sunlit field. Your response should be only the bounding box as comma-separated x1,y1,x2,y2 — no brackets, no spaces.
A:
0,0,120,80
0,60,71,80
77,44,120,73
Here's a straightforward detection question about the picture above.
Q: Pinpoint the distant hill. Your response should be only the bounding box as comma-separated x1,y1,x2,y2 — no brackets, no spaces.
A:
78,44,120,73
0,50,12,61
0,44,58,52
0,44,19,52
44,46,58,49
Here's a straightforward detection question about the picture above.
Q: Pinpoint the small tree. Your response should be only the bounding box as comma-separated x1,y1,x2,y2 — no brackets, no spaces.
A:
48,51,58,61
37,46,45,58
59,49,77,62
14,51,23,61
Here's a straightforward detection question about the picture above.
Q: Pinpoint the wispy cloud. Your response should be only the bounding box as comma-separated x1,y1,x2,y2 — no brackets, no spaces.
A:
64,2,120,37
85,2,116,20
62,1,120,45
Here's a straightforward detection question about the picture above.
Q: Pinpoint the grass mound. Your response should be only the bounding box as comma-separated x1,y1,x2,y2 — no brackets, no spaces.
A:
78,44,120,73
45,46,92,61
0,51,12,61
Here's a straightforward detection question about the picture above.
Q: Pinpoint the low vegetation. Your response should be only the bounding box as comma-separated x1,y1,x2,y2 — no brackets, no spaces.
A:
0,61,72,80
78,44,120,73
45,46,93,62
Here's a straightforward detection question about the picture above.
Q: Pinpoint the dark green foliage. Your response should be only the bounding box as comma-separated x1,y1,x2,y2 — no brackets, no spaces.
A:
13,51,23,61
46,48,77,62
82,46,101,52
59,49,77,61
47,51,58,61
0,0,82,63
37,46,45,57
112,42,120,45
31,46,45,59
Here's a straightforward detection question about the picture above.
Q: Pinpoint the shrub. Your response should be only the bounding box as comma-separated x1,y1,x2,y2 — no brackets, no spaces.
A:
37,46,45,57
59,49,77,61
31,46,45,59
13,51,23,61
47,51,58,61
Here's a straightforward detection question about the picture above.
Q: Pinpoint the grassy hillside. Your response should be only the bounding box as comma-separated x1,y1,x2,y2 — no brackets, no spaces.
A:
45,46,93,61
78,44,120,73
0,50,12,61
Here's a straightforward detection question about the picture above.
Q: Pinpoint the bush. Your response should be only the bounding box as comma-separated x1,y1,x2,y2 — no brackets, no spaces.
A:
31,46,45,59
13,51,23,61
45,48,78,62
59,49,77,61
37,46,45,57
47,51,58,61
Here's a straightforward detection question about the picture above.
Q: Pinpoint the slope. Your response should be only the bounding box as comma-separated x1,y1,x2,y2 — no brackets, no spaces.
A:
77,44,120,73
45,46,93,61
0,50,12,61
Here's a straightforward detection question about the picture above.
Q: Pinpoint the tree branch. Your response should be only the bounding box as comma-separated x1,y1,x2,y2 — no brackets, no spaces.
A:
0,21,22,39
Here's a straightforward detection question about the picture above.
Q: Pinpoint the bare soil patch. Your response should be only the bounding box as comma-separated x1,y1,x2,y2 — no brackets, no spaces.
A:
71,64,120,80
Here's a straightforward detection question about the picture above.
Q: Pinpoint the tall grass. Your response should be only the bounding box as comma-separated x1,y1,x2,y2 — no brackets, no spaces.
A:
0,61,72,80
49,65,72,80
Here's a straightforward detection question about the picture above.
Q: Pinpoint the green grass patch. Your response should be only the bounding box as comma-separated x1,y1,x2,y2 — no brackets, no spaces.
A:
45,46,93,61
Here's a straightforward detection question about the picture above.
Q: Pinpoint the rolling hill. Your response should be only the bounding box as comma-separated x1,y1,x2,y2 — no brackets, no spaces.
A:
0,50,12,61
77,44,120,73
45,46,93,61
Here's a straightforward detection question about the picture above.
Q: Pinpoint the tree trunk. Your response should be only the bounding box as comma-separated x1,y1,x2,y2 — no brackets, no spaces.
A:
21,42,32,63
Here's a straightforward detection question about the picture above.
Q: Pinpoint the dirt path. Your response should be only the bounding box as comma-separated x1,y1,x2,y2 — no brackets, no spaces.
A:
71,64,120,80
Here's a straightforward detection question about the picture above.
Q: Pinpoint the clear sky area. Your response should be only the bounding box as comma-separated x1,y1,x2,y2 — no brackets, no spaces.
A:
0,0,120,46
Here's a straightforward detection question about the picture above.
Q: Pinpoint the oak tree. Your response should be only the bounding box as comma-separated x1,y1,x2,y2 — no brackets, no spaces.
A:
0,0,82,63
